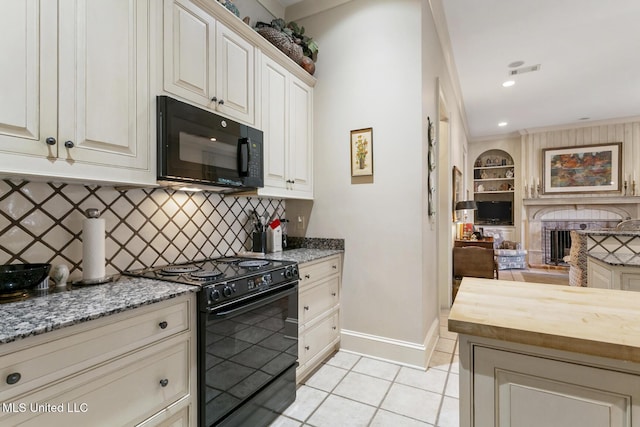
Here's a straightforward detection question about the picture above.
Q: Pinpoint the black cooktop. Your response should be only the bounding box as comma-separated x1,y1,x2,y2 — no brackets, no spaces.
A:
124,257,296,287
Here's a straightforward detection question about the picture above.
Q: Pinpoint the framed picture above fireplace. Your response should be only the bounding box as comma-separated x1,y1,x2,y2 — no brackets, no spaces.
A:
542,142,622,194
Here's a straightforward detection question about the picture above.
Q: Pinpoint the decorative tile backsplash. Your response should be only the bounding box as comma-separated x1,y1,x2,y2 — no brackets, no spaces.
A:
0,179,284,280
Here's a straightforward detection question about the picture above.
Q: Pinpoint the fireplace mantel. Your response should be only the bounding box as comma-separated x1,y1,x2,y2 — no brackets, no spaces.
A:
524,196,640,207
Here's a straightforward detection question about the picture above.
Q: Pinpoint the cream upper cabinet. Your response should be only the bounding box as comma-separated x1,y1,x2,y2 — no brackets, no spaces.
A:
258,54,313,199
0,0,156,186
163,0,254,124
0,0,57,158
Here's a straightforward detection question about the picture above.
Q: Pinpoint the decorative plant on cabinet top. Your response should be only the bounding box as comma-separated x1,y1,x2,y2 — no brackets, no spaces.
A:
255,19,319,75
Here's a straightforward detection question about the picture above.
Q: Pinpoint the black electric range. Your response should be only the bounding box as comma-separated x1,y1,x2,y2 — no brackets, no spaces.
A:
125,257,299,427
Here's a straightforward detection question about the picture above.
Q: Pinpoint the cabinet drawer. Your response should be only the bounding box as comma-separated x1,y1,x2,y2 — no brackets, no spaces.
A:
1,335,191,427
300,311,339,366
299,255,341,287
0,297,190,400
299,276,340,325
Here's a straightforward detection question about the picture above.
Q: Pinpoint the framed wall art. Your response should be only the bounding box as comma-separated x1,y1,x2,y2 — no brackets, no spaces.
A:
542,142,622,194
350,128,373,177
452,166,462,221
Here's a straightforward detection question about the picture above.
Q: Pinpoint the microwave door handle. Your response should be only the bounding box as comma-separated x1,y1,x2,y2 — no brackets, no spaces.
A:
238,137,249,176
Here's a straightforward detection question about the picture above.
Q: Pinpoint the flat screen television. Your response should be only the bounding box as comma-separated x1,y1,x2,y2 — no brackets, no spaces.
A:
475,201,513,225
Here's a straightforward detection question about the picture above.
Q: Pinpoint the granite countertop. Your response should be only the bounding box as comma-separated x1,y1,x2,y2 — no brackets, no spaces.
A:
263,248,343,264
449,277,640,363
575,229,640,237
588,252,640,267
0,277,198,345
0,244,344,346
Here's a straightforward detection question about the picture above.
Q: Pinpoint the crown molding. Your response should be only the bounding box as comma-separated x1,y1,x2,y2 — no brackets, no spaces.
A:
284,0,352,21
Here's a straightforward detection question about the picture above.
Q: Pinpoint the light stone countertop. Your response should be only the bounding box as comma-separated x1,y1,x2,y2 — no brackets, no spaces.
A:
263,248,343,264
449,277,640,363
0,277,198,344
0,248,343,345
588,251,640,266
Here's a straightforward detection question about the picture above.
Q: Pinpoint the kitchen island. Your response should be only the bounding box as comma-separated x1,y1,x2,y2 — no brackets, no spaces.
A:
449,277,640,427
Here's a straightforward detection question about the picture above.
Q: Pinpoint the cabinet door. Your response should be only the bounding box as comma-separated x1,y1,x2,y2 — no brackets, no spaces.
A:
587,258,615,289
163,0,216,106
260,55,288,190
288,77,313,194
58,0,153,169
474,346,639,427
216,22,254,124
299,311,339,366
621,272,640,291
57,0,151,169
299,276,340,325
0,0,57,157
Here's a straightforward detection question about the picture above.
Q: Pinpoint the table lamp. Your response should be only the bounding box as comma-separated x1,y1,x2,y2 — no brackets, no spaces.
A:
455,200,477,239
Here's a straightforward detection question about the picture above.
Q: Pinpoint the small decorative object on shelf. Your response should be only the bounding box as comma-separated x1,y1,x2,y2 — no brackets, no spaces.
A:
505,169,514,178
218,0,240,17
255,19,319,74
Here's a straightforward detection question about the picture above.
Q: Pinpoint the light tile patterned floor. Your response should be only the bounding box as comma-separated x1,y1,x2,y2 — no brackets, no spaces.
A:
270,310,458,427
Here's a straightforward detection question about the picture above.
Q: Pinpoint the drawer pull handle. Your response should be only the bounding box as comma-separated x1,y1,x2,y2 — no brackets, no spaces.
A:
159,378,169,387
332,265,337,269
305,346,310,350
159,321,168,329
304,305,309,310
6,373,21,385
331,292,337,296
304,274,310,279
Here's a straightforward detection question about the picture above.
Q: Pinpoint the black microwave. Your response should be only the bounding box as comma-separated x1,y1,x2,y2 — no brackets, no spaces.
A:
157,96,263,192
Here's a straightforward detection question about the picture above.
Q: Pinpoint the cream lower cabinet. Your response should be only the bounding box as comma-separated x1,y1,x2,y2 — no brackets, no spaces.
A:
587,257,640,291
461,336,640,427
0,294,197,427
297,255,341,382
0,0,156,186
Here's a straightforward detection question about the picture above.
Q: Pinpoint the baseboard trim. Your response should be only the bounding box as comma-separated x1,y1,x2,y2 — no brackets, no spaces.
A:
341,317,440,370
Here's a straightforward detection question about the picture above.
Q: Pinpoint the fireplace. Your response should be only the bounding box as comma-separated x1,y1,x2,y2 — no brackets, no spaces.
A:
541,220,620,266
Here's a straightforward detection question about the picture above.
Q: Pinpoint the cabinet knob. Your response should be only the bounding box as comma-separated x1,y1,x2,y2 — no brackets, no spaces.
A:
64,140,74,149
331,292,336,296
304,274,310,279
159,378,169,387
158,321,168,329
218,99,224,105
332,265,337,269
332,326,337,330
304,305,309,310
6,373,21,385
211,96,217,102
305,345,310,350
45,137,56,146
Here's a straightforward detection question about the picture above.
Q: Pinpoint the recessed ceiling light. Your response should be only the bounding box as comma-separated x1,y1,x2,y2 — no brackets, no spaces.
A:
498,122,508,127
502,80,515,87
508,60,525,68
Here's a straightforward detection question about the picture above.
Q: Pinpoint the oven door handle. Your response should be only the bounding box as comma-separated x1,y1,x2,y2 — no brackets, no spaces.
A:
207,282,297,318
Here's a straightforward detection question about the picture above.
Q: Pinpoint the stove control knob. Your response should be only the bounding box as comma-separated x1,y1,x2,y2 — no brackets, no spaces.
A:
284,268,292,279
210,289,221,301
223,286,233,297
291,266,298,278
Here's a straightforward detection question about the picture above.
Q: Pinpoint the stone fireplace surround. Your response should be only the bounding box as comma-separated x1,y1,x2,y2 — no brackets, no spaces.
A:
524,197,640,266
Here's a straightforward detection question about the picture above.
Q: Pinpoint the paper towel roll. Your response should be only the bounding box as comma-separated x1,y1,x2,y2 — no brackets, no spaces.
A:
82,214,105,280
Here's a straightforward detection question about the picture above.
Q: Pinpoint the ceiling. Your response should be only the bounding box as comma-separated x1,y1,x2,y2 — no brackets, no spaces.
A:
441,0,640,140
279,0,640,140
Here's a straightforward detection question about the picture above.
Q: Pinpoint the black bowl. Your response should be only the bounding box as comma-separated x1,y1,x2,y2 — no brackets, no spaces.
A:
0,263,51,294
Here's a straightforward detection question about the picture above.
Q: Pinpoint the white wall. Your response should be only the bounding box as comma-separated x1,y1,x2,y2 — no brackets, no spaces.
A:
292,0,465,366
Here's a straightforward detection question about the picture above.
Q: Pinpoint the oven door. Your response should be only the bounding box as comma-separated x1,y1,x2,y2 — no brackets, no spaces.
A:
199,282,298,427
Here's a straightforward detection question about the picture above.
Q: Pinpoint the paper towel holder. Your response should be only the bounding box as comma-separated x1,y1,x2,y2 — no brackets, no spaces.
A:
72,208,118,287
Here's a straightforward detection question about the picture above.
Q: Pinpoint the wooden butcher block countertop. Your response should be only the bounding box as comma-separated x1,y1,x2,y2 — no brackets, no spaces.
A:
448,278,640,363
